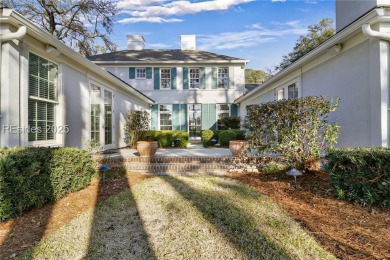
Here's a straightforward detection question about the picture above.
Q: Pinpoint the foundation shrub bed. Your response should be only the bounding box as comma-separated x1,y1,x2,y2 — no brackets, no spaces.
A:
139,130,189,148
0,147,95,221
219,130,246,146
326,147,390,207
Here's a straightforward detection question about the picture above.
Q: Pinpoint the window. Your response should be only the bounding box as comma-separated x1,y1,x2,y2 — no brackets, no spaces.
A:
188,104,202,138
275,88,284,100
217,68,229,88
217,104,230,130
288,83,298,99
136,68,146,79
90,84,101,143
189,68,200,88
159,104,172,130
104,90,113,145
160,68,171,89
28,53,58,142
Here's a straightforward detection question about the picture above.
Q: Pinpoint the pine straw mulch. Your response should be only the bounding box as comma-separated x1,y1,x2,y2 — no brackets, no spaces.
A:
229,170,390,260
0,172,150,259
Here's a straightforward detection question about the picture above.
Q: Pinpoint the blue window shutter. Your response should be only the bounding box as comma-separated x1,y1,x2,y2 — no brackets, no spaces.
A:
199,67,206,89
129,67,135,79
180,104,188,131
146,67,152,79
154,68,160,90
151,105,159,130
231,104,238,117
209,103,217,130
172,104,180,130
171,68,177,90
228,67,235,89
211,67,217,89
201,104,209,129
183,67,189,89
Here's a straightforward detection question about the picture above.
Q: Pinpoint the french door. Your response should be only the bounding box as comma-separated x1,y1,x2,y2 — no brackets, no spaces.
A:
90,84,113,149
188,104,201,139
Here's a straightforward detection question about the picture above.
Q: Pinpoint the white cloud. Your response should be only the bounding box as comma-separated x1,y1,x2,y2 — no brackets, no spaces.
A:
198,20,307,50
272,0,286,2
117,0,254,23
118,17,183,24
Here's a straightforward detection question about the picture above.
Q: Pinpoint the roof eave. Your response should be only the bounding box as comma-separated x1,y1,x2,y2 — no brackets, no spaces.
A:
89,60,249,64
235,8,385,104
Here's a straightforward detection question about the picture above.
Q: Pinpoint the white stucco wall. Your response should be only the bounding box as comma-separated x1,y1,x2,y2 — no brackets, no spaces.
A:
238,31,390,148
103,65,246,104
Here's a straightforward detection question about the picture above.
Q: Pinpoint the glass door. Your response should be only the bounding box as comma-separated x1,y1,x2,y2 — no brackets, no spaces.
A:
188,104,201,139
90,84,114,149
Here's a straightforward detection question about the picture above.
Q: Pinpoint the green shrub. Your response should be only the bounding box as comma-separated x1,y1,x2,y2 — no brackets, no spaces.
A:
218,116,241,130
201,130,218,147
0,147,96,221
325,148,390,207
245,96,340,170
219,130,237,146
124,110,150,148
139,130,188,148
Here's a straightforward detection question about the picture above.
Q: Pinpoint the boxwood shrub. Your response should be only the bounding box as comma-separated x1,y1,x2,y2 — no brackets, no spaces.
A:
201,130,218,147
219,130,246,146
325,147,390,207
139,130,189,148
0,147,96,221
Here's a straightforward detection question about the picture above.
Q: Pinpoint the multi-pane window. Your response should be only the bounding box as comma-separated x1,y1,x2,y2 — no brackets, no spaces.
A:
275,88,284,101
189,68,200,88
217,104,230,130
28,53,58,142
136,68,146,79
90,84,101,143
188,104,201,138
217,68,229,88
159,104,172,130
160,68,171,89
104,90,113,145
288,83,298,99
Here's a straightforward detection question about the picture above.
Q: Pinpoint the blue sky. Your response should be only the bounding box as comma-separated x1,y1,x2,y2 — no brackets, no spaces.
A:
111,0,335,70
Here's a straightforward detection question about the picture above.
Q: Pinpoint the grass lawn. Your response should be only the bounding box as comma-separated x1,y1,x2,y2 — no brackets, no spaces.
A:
19,175,335,259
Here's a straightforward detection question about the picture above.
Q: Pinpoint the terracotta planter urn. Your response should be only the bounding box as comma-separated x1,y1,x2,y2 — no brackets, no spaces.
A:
137,141,158,157
229,140,249,157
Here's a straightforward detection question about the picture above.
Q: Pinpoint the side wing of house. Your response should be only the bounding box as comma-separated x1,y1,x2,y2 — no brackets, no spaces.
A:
237,8,390,148
0,9,153,149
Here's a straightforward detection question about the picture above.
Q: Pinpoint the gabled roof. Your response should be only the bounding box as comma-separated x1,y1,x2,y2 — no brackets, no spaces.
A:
87,49,248,64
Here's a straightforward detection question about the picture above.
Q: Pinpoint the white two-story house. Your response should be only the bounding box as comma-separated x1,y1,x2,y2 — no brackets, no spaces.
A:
88,35,247,140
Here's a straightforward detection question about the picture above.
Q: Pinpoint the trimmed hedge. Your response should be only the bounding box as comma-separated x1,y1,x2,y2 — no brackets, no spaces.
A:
0,147,96,221
139,130,189,148
326,148,390,207
201,129,246,147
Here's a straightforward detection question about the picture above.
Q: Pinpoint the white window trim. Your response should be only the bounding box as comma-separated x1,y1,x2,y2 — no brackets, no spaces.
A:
136,67,146,79
216,104,231,130
160,68,172,90
217,67,229,89
274,79,300,101
89,80,115,150
159,104,173,130
27,51,63,147
189,68,200,89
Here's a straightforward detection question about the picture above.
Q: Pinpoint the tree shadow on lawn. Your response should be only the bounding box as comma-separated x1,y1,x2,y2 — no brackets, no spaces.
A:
85,168,156,259
161,175,292,260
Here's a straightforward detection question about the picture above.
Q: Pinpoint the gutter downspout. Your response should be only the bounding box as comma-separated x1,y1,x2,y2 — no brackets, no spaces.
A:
0,25,27,147
0,25,27,43
362,21,390,147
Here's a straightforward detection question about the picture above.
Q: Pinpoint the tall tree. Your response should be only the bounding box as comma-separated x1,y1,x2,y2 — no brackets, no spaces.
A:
3,0,118,56
245,69,270,84
277,18,335,71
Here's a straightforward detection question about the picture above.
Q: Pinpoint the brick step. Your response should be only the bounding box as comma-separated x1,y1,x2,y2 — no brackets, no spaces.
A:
110,162,231,174
102,156,232,164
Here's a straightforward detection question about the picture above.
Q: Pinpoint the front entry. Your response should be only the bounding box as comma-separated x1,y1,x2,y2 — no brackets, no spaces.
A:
188,104,201,140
